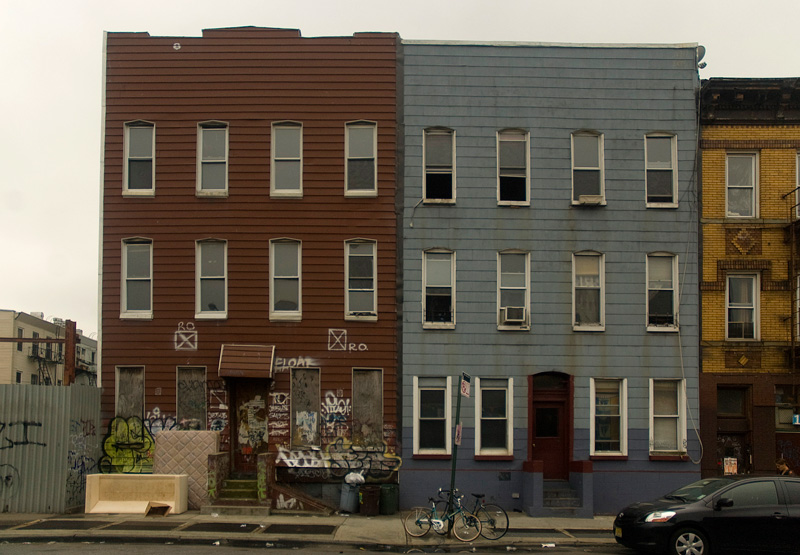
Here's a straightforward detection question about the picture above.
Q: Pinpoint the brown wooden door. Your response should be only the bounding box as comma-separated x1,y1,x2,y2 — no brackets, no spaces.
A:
231,378,271,475
532,402,568,479
528,373,572,480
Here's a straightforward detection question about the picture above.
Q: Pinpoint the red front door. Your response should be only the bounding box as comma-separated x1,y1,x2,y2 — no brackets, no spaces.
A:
529,373,572,480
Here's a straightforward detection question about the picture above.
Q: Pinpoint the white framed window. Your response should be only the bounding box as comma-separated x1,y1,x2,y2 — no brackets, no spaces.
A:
123,121,155,195
727,273,759,339
195,239,227,319
573,252,604,330
121,238,153,319
647,253,678,330
571,131,604,205
197,121,228,196
475,377,513,457
345,121,377,196
498,251,530,329
497,129,529,205
423,128,455,203
271,122,302,197
590,378,627,456
345,239,377,320
650,379,686,454
726,153,757,217
423,249,455,328
645,134,678,207
413,376,452,455
270,238,302,321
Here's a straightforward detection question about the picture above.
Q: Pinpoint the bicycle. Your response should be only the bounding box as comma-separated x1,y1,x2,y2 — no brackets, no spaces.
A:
436,488,509,540
403,489,482,541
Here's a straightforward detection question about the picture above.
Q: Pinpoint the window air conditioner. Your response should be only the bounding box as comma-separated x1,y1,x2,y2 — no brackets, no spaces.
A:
502,306,526,324
578,194,603,205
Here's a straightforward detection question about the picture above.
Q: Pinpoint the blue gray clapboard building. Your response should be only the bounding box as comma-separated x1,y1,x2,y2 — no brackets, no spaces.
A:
398,40,702,515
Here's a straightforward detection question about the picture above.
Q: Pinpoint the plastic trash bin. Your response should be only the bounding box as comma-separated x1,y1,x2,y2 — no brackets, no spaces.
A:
359,485,380,516
340,483,359,513
379,484,399,515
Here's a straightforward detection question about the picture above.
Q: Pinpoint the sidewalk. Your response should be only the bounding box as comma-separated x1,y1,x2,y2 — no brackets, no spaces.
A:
0,510,616,550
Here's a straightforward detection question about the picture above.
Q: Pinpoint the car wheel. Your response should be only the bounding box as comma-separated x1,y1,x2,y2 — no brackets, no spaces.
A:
670,527,710,555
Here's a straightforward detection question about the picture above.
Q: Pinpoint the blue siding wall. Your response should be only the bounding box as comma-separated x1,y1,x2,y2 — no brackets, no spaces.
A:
400,41,701,513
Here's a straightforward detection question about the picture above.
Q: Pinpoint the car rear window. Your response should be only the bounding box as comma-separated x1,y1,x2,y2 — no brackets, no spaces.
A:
784,481,800,505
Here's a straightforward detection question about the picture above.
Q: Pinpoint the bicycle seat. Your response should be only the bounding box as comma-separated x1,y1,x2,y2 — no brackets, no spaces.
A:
471,493,485,498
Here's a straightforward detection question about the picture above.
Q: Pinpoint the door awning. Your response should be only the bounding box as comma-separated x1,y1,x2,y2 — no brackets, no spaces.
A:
218,344,275,378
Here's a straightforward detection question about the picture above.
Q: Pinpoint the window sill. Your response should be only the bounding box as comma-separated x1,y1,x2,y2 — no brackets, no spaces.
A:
270,314,302,322
120,313,153,320
271,191,303,199
573,325,605,332
345,190,378,198
122,190,155,197
571,200,607,207
423,323,456,330
345,314,378,322
725,338,760,342
196,191,229,198
474,455,514,461
647,325,679,333
649,454,689,462
498,325,530,331
195,313,228,320
646,202,678,209
423,199,456,205
497,201,530,207
590,455,628,461
413,453,452,460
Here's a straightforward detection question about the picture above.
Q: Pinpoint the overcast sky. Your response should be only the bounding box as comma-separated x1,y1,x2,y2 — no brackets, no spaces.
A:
1,0,799,337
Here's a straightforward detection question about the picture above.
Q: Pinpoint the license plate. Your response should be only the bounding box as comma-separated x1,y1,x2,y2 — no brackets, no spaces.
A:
614,527,622,538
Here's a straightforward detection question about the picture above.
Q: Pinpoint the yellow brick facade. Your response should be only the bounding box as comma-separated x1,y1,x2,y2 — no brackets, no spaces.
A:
701,124,800,375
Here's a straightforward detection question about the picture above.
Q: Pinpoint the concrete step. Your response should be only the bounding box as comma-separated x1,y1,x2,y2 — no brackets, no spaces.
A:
201,504,271,516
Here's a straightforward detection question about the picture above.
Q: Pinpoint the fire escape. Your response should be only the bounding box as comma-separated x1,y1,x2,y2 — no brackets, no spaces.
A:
28,340,64,385
784,188,800,424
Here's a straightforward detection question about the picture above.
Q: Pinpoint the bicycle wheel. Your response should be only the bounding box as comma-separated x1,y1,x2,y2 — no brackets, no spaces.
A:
403,507,432,537
477,503,509,539
451,510,481,542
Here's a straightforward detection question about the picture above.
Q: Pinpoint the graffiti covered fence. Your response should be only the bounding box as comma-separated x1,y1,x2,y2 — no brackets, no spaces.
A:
0,385,101,513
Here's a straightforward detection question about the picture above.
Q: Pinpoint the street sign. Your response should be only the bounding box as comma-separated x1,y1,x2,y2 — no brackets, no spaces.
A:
454,423,462,446
460,373,471,397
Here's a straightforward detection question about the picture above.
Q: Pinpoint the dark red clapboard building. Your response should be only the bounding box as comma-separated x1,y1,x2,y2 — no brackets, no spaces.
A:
100,27,399,506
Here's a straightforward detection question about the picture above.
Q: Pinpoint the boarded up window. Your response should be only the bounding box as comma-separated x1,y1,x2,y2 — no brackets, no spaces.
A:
117,366,144,418
291,368,320,446
177,367,206,430
352,368,383,446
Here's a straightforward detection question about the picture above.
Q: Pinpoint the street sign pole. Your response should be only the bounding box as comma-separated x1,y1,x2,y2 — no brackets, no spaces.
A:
449,372,470,529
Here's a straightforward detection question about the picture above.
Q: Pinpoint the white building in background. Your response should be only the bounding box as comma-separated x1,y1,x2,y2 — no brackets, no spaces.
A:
0,310,97,386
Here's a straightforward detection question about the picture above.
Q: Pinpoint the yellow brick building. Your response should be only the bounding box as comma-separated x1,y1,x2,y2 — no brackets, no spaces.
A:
700,78,800,476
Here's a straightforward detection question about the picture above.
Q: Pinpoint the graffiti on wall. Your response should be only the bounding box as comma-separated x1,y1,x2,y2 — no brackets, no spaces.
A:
327,329,368,352
237,396,267,452
268,392,290,442
66,418,98,507
321,390,351,441
174,321,198,351
99,416,155,473
0,464,20,501
276,436,401,480
0,420,47,450
145,407,178,435
208,380,230,451
273,356,319,374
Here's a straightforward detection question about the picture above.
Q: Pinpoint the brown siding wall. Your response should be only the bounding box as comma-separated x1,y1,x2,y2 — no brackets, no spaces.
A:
101,28,399,463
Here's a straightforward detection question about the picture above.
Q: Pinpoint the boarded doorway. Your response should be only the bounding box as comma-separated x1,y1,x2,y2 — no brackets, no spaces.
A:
231,378,271,475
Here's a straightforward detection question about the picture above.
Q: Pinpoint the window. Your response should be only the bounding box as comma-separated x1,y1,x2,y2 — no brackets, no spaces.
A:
726,153,757,217
591,378,627,456
122,239,153,318
197,122,228,195
424,128,455,202
123,121,154,195
727,274,758,339
498,251,529,328
497,130,529,205
475,378,513,457
271,122,302,197
423,249,455,328
346,122,377,195
775,384,799,430
573,252,604,330
16,328,22,352
196,240,227,318
177,367,206,430
30,374,38,385
645,134,677,206
345,240,377,319
725,481,779,506
31,331,39,357
15,372,21,383
650,379,686,454
647,253,678,330
352,368,383,445
413,376,452,455
270,239,301,320
116,366,144,418
571,132,604,204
